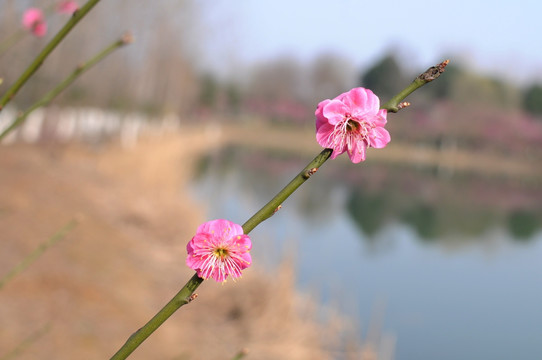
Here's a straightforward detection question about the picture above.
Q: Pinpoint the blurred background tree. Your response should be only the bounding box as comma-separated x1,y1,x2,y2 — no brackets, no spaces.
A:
358,53,404,100
523,84,542,116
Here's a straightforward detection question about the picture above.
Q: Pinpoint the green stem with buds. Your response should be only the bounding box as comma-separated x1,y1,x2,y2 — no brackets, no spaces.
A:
382,60,449,112
242,148,332,233
0,0,102,112
109,274,203,360
109,60,449,360
0,34,132,141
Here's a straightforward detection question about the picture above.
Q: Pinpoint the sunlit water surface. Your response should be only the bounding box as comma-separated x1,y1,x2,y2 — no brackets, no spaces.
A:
191,146,542,360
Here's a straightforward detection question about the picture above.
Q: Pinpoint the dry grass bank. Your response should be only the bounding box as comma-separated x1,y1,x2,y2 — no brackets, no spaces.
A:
0,128,365,360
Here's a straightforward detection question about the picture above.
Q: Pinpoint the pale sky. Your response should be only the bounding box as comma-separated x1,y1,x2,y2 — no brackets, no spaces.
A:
201,0,542,84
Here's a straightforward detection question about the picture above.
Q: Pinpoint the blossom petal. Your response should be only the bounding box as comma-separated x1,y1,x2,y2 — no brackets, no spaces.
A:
22,8,43,28
187,233,212,251
234,234,252,251
345,88,380,114
315,99,330,129
347,139,367,163
22,8,47,37
315,122,334,147
322,100,348,125
344,87,367,108
233,251,252,270
316,123,347,159
32,22,47,37
196,218,240,238
369,127,391,148
372,109,388,127
57,1,78,14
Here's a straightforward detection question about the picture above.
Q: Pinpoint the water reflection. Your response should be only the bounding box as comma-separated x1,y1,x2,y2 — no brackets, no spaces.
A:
192,144,542,360
194,145,542,244
508,210,540,239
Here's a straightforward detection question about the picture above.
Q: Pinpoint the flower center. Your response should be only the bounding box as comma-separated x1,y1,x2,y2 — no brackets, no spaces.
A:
324,114,377,155
213,247,229,259
346,118,360,132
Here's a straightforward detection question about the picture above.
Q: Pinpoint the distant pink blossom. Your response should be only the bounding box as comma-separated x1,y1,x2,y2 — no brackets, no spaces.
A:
186,219,252,282
57,1,78,14
315,87,390,163
22,8,47,37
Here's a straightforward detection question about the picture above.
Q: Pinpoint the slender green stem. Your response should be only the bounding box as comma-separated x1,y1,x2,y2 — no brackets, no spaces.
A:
382,59,450,112
109,60,449,360
109,149,331,360
242,148,332,233
0,323,51,360
0,0,102,112
109,274,203,360
0,219,77,290
0,30,25,59
231,349,249,360
0,34,132,141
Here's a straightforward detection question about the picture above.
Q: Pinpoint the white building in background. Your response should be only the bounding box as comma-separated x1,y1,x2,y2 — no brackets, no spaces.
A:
0,106,181,146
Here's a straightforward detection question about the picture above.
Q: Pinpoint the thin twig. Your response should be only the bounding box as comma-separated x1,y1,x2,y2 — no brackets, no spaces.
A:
231,348,249,360
0,33,132,140
0,0,103,112
382,59,450,113
0,219,77,290
0,323,51,360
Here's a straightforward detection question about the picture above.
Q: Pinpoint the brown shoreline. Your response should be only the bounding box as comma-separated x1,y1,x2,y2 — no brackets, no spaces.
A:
0,129,367,359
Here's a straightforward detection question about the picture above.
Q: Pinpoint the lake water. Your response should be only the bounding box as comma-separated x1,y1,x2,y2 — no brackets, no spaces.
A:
191,145,542,360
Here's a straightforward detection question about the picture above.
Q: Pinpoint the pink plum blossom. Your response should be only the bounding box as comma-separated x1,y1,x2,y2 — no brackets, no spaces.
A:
186,219,252,282
22,8,47,37
315,87,390,163
57,1,79,14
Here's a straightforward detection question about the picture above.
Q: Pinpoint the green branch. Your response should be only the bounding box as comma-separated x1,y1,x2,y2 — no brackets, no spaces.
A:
231,349,249,360
109,274,203,360
242,149,332,233
0,30,25,59
0,219,77,291
382,59,449,112
0,0,103,112
0,323,51,360
108,60,449,360
0,33,132,141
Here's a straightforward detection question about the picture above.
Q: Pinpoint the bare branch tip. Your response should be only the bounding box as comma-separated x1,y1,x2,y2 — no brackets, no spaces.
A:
232,348,249,360
238,348,249,357
418,59,450,83
438,59,450,72
121,32,134,45
74,212,86,223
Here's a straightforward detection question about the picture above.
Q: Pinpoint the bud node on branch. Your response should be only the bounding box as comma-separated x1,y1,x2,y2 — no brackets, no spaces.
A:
418,59,450,83
397,101,411,110
303,167,319,179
